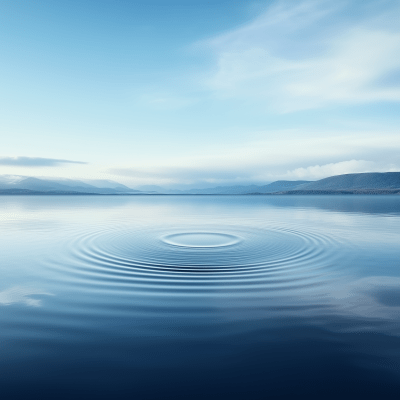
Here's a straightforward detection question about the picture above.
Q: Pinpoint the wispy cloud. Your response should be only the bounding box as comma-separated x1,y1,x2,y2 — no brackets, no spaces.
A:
0,157,87,167
109,131,400,185
285,160,400,180
109,166,250,186
201,0,400,112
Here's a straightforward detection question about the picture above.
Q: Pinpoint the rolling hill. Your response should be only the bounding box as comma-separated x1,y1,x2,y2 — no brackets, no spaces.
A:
293,172,400,191
0,176,141,194
1,172,399,195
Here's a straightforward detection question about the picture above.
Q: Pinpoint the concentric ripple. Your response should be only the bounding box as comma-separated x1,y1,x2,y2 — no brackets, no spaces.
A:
50,223,344,296
162,232,241,248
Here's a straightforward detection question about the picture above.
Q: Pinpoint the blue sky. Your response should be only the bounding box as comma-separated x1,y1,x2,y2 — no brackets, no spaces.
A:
1,0,400,188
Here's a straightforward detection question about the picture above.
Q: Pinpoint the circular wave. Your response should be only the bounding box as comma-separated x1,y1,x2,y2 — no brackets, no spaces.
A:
50,223,343,295
162,232,241,248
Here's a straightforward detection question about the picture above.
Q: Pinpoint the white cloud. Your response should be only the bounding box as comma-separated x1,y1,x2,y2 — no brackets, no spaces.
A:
108,131,400,185
202,0,400,112
287,160,375,180
284,160,400,180
0,156,87,167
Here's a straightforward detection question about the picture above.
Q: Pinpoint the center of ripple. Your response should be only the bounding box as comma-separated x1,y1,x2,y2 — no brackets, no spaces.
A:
162,232,241,248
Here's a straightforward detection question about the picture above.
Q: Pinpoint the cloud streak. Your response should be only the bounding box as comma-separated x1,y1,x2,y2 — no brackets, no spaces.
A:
285,160,400,180
202,0,400,112
0,157,87,167
109,131,400,185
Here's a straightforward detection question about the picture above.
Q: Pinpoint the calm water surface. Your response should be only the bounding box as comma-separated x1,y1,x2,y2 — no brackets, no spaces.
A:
1,196,400,399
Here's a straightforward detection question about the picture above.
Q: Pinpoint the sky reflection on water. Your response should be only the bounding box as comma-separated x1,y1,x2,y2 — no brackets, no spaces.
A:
0,195,400,399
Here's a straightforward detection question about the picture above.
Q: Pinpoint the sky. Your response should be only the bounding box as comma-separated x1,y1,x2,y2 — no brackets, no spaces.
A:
1,0,400,188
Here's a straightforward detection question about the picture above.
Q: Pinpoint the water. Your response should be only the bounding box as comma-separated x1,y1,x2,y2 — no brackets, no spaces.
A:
1,195,400,399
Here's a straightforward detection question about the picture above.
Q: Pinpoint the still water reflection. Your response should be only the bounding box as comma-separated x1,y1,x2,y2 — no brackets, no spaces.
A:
1,196,400,399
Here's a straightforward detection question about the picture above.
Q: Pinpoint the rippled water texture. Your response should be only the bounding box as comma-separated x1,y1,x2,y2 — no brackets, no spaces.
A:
1,196,400,399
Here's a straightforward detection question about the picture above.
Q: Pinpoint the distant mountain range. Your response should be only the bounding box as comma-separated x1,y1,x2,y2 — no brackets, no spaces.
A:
0,176,141,194
165,181,311,195
0,172,399,195
261,172,400,195
148,173,400,194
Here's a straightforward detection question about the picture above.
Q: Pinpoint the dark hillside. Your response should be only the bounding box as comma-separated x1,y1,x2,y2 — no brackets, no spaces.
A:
296,172,400,191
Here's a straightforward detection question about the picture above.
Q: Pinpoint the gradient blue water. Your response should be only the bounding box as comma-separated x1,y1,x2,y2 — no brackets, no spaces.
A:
1,196,400,399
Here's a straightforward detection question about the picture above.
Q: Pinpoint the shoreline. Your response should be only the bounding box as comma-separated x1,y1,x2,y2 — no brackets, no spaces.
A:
1,190,400,196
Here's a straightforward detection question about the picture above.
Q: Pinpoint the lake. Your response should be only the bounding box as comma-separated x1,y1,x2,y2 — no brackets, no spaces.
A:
1,195,400,399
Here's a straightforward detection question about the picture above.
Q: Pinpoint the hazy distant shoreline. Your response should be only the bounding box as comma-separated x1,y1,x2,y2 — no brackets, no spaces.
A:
1,189,400,196
1,172,400,195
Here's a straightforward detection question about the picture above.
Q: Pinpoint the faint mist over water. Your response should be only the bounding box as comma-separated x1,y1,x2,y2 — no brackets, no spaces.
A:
1,195,400,399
